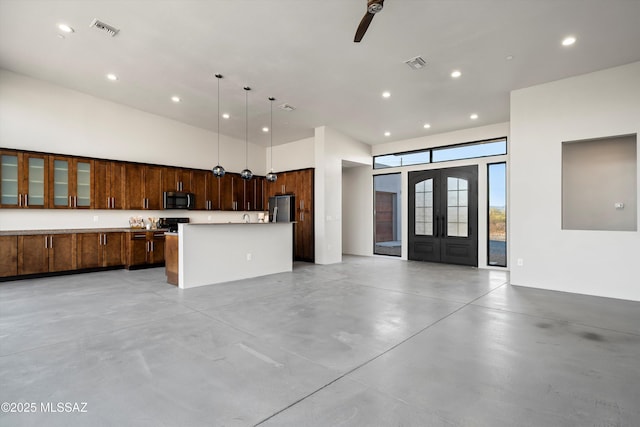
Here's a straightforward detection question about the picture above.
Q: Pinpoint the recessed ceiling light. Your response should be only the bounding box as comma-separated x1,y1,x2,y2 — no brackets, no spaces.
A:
262,127,269,133
384,131,391,137
382,91,391,98
58,23,74,33
171,96,181,103
222,113,230,119
451,70,462,78
106,73,118,81
423,123,431,129
506,55,514,61
562,36,576,46
470,113,478,120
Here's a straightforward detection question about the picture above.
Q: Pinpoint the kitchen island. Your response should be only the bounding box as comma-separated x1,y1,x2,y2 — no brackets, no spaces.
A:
173,222,294,289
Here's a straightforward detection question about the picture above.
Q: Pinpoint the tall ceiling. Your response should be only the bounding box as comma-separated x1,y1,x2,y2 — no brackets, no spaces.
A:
1,0,639,147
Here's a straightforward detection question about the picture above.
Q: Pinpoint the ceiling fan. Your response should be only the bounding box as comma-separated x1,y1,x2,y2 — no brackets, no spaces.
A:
354,0,385,42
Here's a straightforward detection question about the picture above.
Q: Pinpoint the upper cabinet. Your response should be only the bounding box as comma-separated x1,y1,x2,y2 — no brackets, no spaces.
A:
0,150,48,209
125,163,162,210
48,156,92,209
93,160,125,209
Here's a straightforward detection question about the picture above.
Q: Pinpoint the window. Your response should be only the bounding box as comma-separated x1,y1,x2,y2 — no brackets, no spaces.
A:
488,162,507,266
374,137,506,170
374,173,401,256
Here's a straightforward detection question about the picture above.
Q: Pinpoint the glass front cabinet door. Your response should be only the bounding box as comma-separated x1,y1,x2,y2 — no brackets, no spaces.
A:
49,156,92,209
0,150,48,209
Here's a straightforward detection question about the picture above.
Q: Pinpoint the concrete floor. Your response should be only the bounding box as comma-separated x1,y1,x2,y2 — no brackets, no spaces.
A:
1,256,639,426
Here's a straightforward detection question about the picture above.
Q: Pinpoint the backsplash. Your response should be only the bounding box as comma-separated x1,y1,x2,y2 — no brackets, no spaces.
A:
0,209,266,231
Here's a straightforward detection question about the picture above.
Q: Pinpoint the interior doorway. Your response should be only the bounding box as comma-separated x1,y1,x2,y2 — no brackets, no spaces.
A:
408,165,478,266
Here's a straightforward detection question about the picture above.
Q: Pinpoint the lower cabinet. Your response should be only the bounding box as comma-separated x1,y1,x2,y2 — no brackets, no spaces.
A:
77,232,124,269
0,235,18,277
126,231,165,269
18,233,75,275
164,234,178,285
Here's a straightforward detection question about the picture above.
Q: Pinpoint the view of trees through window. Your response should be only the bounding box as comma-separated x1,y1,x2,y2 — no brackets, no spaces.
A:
488,162,507,266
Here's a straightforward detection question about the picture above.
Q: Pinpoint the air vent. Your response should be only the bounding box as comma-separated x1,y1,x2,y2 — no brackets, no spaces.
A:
279,104,295,112
404,56,427,70
89,18,120,37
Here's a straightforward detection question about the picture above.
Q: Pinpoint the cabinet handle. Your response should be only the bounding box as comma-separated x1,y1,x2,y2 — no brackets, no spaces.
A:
99,234,103,245
69,196,72,207
104,234,107,245
74,196,77,207
112,197,115,209
44,236,48,249
18,194,22,207
24,194,28,206
50,236,53,248
248,202,250,211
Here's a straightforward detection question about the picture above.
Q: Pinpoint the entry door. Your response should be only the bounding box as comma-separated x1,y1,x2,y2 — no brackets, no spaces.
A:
408,166,478,266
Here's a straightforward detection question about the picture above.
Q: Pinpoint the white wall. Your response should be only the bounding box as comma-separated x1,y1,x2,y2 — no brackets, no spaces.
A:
510,61,640,301
0,69,268,230
314,126,371,264
342,165,373,256
372,123,509,265
267,137,315,172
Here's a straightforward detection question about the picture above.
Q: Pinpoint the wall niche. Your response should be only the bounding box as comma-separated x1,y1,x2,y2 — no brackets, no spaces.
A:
562,134,637,231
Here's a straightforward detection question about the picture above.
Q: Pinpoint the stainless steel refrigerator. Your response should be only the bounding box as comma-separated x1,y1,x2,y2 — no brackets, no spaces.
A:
269,195,296,222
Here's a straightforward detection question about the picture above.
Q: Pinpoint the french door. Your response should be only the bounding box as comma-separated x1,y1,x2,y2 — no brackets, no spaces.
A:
408,165,478,266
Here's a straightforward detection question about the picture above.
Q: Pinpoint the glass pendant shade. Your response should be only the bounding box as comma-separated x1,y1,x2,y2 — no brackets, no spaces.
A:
241,169,253,180
212,165,226,177
266,171,277,182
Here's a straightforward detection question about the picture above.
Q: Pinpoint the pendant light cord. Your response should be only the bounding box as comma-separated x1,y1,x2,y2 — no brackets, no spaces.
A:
270,98,274,172
217,76,220,163
245,87,249,168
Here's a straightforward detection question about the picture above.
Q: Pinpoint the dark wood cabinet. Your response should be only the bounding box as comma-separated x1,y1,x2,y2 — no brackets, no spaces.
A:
0,150,48,209
265,168,314,261
295,169,314,262
189,170,209,210
125,164,163,210
0,235,18,277
48,156,92,209
126,231,165,268
77,232,124,269
162,167,191,193
94,160,125,209
164,234,178,285
18,233,75,275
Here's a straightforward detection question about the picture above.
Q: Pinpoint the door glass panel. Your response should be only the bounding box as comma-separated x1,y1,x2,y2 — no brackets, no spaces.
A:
53,159,69,206
374,174,401,256
415,178,433,236
28,157,45,206
447,177,468,237
76,161,91,207
1,155,19,205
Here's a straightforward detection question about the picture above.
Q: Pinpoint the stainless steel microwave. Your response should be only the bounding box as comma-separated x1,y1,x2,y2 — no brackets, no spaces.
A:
163,191,194,209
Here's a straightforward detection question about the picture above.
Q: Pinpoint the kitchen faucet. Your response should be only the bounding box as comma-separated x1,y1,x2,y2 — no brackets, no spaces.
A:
242,213,250,223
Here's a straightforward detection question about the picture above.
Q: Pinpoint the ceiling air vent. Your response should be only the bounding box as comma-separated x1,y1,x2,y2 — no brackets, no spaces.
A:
89,18,120,37
279,104,295,112
404,56,427,70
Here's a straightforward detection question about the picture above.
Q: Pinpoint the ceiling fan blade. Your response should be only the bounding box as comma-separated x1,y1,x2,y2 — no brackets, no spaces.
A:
354,12,375,42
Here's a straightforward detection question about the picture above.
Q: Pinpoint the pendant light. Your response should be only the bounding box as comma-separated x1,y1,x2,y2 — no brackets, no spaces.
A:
265,96,278,182
240,86,253,180
212,74,226,177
